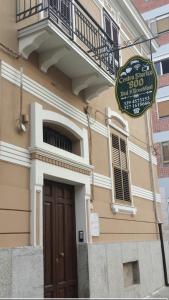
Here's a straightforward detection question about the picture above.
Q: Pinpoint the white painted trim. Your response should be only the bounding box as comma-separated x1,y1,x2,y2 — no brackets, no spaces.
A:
91,172,112,189
30,146,92,174
107,123,114,200
0,141,30,167
132,185,161,203
107,108,133,206
91,173,161,203
111,203,137,215
0,61,157,165
93,0,104,8
30,102,92,247
107,107,129,135
19,19,114,86
0,140,160,204
31,102,90,165
129,141,157,165
1,61,108,138
41,104,86,141
127,137,134,207
30,159,91,246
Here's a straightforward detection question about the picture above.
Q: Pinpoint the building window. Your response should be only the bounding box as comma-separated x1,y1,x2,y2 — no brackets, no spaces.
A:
43,125,73,152
112,134,131,201
162,141,169,164
155,59,169,75
103,9,119,69
149,14,169,35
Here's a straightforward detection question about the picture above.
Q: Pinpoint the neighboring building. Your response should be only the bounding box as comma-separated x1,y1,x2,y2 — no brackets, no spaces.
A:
133,0,169,238
0,0,168,298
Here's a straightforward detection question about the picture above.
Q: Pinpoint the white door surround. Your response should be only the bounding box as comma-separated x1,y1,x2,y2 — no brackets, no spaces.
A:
30,102,91,247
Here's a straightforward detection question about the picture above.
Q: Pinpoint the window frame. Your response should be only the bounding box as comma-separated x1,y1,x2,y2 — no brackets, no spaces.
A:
43,125,73,153
162,141,169,165
112,132,131,203
149,13,169,35
103,8,120,69
155,58,169,76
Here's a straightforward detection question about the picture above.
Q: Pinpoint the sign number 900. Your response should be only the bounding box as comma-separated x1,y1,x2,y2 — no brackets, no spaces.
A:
127,78,144,89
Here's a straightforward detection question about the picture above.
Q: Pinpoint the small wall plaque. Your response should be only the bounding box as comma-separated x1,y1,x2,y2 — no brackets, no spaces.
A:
90,213,100,237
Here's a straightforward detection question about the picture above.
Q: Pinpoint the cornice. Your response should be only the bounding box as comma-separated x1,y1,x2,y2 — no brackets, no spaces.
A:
30,147,93,175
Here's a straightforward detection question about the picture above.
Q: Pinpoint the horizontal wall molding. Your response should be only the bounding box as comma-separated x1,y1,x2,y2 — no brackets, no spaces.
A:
1,61,157,164
129,141,157,165
132,185,161,203
91,172,161,203
0,141,161,203
91,172,112,189
0,141,30,168
1,61,108,138
30,147,92,175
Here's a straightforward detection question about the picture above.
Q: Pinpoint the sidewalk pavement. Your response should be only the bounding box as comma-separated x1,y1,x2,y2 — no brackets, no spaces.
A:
148,286,169,299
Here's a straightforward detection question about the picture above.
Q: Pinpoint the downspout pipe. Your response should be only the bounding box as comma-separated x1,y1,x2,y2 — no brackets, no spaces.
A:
158,222,169,286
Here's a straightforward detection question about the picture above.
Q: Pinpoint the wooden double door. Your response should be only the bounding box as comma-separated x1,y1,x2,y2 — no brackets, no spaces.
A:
43,180,78,298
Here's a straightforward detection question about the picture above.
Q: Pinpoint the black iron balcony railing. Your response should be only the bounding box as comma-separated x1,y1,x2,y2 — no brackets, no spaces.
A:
16,0,119,77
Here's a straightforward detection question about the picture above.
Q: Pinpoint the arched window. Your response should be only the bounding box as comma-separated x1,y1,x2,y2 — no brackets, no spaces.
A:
43,122,81,156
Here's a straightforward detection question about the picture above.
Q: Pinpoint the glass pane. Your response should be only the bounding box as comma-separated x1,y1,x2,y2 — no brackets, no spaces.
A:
162,142,169,162
155,62,161,75
162,59,169,74
157,16,169,33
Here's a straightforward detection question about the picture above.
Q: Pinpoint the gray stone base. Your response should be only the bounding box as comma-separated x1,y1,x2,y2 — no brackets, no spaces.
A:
1,241,169,298
0,246,43,298
78,240,169,298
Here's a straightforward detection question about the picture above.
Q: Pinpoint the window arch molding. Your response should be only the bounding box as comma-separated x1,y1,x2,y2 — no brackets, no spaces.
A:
107,108,129,135
42,110,84,140
31,102,89,163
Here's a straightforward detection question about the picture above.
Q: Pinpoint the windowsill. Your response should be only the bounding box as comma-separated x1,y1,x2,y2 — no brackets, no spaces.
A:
111,203,137,215
160,73,169,77
159,116,169,119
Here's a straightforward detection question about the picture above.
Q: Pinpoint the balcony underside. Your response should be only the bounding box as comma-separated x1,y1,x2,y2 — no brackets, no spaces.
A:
18,19,114,101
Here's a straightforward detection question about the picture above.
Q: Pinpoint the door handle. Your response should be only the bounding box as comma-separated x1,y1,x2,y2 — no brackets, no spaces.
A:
59,252,65,257
56,257,59,263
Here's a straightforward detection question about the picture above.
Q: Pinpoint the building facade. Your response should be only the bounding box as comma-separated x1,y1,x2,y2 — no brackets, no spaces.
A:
0,0,168,298
133,0,169,239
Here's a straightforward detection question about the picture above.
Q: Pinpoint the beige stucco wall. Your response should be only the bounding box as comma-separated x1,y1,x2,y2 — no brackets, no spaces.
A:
92,186,160,243
0,47,160,246
0,0,161,247
78,0,102,25
0,160,30,247
0,0,18,52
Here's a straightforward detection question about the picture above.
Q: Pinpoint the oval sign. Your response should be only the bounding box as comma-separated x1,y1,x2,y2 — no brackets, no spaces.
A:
115,56,157,118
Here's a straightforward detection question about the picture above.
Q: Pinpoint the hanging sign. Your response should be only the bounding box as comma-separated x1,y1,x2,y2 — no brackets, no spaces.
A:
115,56,157,118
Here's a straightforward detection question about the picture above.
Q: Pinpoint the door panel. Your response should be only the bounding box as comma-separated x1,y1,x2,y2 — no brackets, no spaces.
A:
43,180,78,298
44,202,53,286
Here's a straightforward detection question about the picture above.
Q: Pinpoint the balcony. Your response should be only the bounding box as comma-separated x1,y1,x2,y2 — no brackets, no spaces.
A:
16,0,117,101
